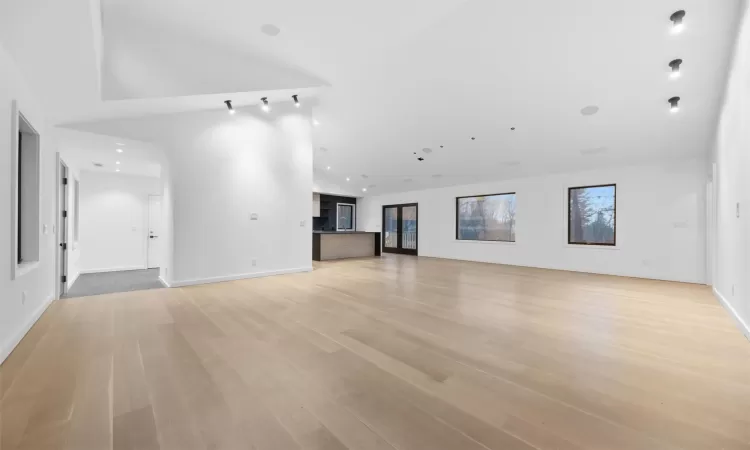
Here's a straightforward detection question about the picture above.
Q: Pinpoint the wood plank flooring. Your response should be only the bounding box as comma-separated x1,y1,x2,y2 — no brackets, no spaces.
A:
2,255,749,450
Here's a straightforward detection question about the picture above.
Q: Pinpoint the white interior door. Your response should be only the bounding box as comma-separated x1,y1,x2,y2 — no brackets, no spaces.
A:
147,195,163,269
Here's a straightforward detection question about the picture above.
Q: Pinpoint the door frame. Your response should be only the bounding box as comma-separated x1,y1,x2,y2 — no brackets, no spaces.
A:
55,155,69,299
147,194,162,269
382,203,418,255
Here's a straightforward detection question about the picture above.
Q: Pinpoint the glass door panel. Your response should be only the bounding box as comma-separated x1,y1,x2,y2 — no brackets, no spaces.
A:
401,206,417,250
384,207,398,248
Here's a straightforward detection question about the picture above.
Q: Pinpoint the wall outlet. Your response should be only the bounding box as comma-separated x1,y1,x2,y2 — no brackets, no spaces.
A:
300,220,306,227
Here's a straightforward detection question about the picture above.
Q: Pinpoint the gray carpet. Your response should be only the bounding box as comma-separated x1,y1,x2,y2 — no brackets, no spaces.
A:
64,268,163,298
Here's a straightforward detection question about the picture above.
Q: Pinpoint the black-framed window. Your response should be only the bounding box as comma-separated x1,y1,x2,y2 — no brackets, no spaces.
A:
568,184,616,246
337,203,355,230
456,192,516,242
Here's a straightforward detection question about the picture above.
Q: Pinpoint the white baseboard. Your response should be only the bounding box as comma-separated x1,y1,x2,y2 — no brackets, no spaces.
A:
79,265,147,275
0,293,55,366
713,287,750,342
170,267,313,288
158,276,171,288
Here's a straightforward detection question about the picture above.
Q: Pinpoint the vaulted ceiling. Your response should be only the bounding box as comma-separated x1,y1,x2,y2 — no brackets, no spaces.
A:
0,0,742,194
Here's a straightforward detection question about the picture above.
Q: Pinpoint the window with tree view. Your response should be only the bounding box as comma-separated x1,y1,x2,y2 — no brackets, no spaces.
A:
456,193,516,242
568,184,616,246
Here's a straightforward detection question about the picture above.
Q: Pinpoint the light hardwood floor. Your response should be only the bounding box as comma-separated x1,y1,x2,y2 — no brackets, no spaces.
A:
2,255,749,450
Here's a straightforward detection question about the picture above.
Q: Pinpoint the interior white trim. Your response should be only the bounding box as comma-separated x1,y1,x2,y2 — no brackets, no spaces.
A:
713,287,750,341
79,265,147,275
170,267,313,288
158,276,171,288
0,293,54,365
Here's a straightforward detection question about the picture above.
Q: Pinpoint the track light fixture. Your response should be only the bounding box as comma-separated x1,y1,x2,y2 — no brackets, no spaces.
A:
670,10,686,34
292,94,300,108
669,59,683,78
668,96,681,113
224,100,235,114
261,97,270,112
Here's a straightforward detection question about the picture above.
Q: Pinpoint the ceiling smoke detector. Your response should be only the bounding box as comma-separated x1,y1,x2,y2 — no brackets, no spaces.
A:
580,105,600,116
261,24,281,36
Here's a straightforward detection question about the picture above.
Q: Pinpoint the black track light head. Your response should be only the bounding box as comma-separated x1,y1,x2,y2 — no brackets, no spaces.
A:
668,96,681,113
224,100,235,114
292,94,300,107
260,97,270,112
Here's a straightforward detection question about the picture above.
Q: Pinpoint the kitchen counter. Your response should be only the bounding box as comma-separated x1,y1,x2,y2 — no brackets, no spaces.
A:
313,230,378,234
313,231,381,261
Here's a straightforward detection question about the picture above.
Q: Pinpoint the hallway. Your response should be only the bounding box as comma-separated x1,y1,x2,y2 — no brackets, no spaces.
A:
65,269,163,298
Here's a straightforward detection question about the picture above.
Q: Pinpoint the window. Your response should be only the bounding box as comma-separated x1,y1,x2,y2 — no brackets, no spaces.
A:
568,184,616,246
337,203,355,230
11,102,41,276
456,193,516,242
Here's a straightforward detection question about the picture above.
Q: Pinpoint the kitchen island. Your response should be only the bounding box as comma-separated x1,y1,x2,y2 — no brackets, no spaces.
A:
312,231,381,261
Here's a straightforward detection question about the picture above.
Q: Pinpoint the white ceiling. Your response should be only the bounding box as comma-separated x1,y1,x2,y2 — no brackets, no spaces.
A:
1,0,743,195
58,130,162,178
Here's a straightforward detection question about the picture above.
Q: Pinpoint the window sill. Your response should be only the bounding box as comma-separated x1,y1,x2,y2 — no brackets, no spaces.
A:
565,244,620,251
455,239,516,245
14,261,41,279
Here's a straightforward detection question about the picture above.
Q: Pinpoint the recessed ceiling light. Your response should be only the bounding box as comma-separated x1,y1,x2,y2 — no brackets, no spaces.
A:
116,169,120,172
313,119,320,126
116,161,121,165
668,96,681,113
580,105,599,116
116,148,123,153
224,100,235,114
362,188,367,192
326,166,331,170
669,59,683,79
346,177,350,181
670,10,686,34
260,97,270,113
261,24,281,36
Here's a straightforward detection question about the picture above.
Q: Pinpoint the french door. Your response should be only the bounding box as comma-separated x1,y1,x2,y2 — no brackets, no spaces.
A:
382,203,418,255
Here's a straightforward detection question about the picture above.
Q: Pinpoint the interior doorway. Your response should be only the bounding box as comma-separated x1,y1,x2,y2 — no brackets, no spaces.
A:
382,203,418,255
147,195,163,269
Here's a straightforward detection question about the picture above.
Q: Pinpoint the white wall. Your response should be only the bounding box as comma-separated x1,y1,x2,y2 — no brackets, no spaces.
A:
712,0,750,339
359,158,707,284
0,43,57,364
160,103,313,286
79,171,161,273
